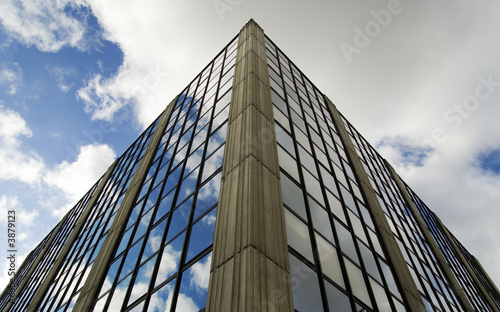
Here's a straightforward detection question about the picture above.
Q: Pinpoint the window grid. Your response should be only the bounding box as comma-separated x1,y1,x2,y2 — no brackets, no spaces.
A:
6,177,102,312
454,238,500,309
35,119,159,312
407,186,498,311
342,117,468,312
0,228,53,309
266,35,407,312
92,34,237,312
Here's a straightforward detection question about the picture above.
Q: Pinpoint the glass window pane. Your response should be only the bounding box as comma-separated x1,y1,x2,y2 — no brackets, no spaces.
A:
108,275,131,310
358,240,382,283
302,169,324,206
150,277,176,311
316,234,344,289
280,174,307,220
129,255,157,305
298,145,318,177
335,220,359,263
345,258,372,308
166,197,192,242
284,209,314,263
155,233,184,288
370,278,392,311
308,197,334,244
186,208,217,263
178,252,212,311
275,124,295,157
289,254,324,312
325,281,352,312
278,145,300,182
195,173,221,220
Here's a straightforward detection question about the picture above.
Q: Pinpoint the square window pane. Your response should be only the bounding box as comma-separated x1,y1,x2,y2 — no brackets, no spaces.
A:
316,234,344,289
285,209,314,263
280,174,306,220
325,281,352,312
289,254,324,312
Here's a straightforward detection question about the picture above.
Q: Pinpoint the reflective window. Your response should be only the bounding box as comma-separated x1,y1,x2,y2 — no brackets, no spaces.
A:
267,33,409,311
89,34,236,312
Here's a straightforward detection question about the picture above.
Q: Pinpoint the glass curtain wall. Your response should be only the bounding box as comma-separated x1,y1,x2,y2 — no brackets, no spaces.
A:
3,177,102,311
343,117,468,312
266,36,407,312
91,35,237,312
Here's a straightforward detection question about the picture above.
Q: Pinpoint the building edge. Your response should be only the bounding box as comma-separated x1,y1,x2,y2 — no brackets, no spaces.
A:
435,214,500,311
206,19,294,311
23,159,118,312
384,160,476,312
324,96,427,312
72,98,177,312
3,212,71,311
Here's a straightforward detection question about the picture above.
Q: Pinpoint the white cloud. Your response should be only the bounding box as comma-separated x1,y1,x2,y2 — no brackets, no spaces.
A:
46,65,77,93
157,244,181,279
0,105,116,218
75,0,226,128
0,0,89,52
0,63,23,95
189,254,211,291
0,105,44,184
165,290,198,312
44,143,115,214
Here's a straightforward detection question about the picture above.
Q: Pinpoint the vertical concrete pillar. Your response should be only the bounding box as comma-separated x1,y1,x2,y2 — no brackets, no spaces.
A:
435,214,499,311
72,98,177,312
24,159,118,312
206,19,293,311
324,97,427,312
385,161,476,312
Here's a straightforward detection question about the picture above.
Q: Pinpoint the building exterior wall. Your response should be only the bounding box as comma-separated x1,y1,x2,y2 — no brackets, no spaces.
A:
1,19,499,312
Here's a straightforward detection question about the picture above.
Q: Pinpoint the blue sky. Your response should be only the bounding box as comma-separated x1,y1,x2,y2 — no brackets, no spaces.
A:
1,0,500,298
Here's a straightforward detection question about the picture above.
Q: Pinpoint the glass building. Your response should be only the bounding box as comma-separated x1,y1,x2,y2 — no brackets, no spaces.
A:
1,19,499,312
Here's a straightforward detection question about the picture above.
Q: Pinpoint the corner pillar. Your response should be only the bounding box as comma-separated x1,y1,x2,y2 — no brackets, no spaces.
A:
206,19,293,312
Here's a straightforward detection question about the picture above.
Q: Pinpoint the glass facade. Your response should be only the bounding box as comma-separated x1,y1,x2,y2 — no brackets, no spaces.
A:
266,35,407,312
2,177,102,311
406,186,500,311
92,35,236,312
2,20,498,312
344,118,466,312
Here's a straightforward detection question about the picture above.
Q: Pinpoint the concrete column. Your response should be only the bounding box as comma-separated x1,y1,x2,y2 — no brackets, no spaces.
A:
435,214,499,311
24,159,118,312
72,98,177,312
206,19,293,311
324,97,426,312
385,161,476,312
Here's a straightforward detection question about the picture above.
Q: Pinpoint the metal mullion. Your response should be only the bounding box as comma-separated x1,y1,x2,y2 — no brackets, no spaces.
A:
142,83,211,312
271,56,334,311
102,110,183,311
337,132,399,309
168,69,232,312
117,115,189,310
